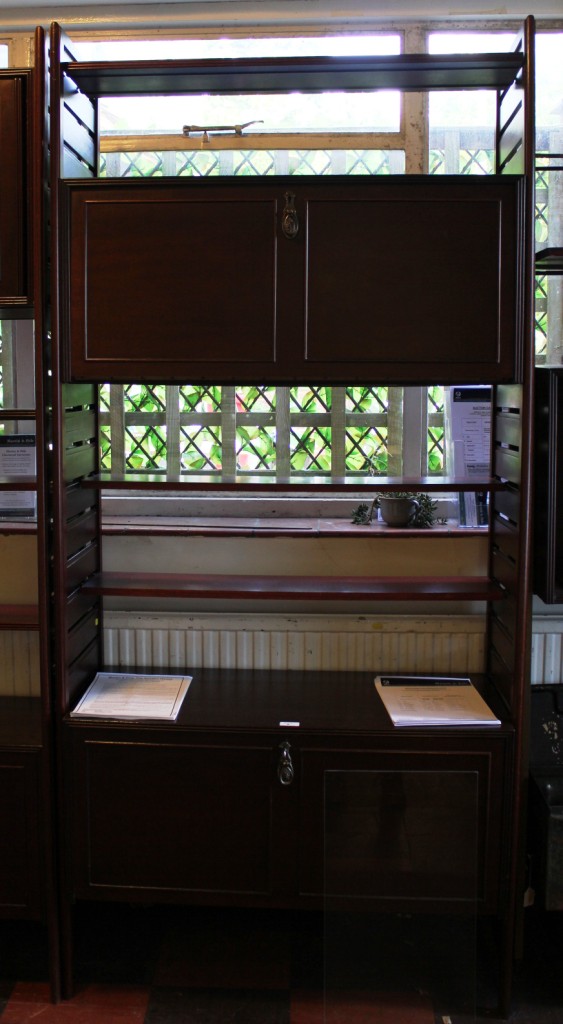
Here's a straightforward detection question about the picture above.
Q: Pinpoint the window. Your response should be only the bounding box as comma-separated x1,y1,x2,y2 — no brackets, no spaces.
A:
0,321,35,421
100,384,446,480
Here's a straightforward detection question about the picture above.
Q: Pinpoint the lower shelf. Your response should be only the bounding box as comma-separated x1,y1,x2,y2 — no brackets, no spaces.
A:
82,571,505,602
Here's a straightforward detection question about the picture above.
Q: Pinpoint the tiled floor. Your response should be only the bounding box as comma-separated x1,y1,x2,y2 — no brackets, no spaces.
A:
0,904,562,1023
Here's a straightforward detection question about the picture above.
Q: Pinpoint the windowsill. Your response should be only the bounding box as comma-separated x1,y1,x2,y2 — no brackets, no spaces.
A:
102,514,486,538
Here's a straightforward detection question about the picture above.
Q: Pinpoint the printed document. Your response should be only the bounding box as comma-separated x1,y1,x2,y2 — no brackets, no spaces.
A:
375,675,500,726
70,672,192,721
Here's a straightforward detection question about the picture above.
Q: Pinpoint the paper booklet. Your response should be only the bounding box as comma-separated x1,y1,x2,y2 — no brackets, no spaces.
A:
375,674,500,727
70,672,192,721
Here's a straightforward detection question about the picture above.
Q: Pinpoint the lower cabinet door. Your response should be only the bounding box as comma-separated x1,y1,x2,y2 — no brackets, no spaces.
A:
297,742,509,914
0,752,42,918
69,736,281,899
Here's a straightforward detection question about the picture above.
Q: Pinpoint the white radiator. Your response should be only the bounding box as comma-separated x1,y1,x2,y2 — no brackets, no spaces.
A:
103,612,486,674
3,614,562,698
530,617,563,685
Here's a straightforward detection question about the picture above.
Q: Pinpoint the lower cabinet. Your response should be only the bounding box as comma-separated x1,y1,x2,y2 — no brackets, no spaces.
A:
0,750,43,918
65,721,510,916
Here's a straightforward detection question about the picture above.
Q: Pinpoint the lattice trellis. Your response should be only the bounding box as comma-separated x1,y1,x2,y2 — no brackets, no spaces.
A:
535,159,555,363
99,383,408,477
100,148,403,179
427,385,445,474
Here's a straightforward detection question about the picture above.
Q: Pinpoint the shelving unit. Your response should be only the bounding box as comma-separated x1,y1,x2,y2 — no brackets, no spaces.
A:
0,28,60,1000
46,18,535,1015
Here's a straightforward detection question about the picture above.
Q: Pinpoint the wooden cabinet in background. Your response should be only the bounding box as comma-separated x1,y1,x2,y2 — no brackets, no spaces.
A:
534,366,563,604
0,699,43,919
0,73,30,306
60,174,524,385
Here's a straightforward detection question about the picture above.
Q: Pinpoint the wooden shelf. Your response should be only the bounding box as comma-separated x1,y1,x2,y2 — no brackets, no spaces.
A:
0,409,36,420
87,473,502,493
65,668,509,734
536,248,563,275
0,518,37,534
82,571,504,602
0,605,39,629
65,52,524,98
0,476,37,490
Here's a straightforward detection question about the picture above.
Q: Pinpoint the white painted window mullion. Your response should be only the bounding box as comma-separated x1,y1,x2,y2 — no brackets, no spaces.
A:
331,386,346,478
402,387,426,477
165,385,181,475
221,386,237,475
109,383,126,477
276,386,291,479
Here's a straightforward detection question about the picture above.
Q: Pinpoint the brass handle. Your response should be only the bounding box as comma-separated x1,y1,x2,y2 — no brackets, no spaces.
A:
278,741,295,786
281,192,299,240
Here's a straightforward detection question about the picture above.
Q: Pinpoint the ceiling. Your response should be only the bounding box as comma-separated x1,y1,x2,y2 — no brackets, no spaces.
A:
0,0,560,36
0,0,561,17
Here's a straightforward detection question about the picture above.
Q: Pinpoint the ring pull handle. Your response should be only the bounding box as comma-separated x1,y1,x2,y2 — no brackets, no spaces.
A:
282,192,299,240
278,741,295,786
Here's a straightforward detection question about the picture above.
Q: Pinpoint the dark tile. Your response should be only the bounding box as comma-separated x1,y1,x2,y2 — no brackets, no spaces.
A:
70,983,150,1010
0,921,49,983
146,987,289,1024
291,989,435,1024
1,981,149,1023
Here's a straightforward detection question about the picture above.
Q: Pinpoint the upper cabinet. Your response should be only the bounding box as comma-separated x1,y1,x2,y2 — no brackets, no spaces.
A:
60,173,525,385
0,72,31,308
53,36,530,386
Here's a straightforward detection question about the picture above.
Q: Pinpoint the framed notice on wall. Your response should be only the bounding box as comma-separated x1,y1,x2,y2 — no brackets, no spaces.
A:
0,434,36,516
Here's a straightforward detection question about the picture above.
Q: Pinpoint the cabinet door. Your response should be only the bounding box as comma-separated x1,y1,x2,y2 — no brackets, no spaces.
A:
61,175,524,385
300,176,523,383
0,753,42,918
68,733,285,901
61,180,281,382
297,740,510,913
0,76,27,302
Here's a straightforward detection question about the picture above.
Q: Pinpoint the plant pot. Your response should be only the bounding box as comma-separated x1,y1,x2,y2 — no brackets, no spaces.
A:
378,496,419,527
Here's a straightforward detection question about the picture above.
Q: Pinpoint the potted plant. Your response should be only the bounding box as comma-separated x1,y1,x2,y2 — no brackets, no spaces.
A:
351,491,446,528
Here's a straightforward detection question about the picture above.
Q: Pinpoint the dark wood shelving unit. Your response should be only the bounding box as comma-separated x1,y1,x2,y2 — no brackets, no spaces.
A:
0,30,60,990
47,17,535,1015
